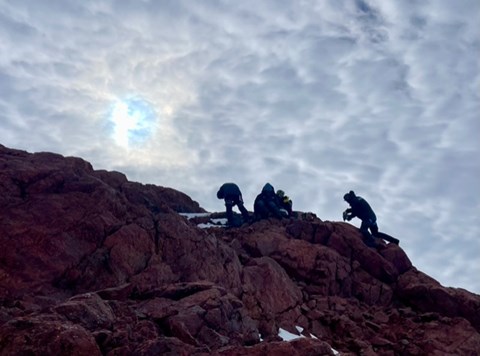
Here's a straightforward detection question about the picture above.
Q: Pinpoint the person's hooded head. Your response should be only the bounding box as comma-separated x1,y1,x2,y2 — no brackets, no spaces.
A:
262,183,275,194
343,190,356,203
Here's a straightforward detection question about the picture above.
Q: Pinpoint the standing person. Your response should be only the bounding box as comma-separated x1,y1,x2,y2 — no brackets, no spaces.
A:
343,190,378,247
254,183,283,220
217,183,250,226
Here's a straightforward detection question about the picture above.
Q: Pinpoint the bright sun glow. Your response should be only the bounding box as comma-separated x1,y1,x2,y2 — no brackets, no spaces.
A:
112,101,139,147
109,98,157,148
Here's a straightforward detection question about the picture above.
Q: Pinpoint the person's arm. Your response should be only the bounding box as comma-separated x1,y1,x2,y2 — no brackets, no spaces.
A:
343,207,355,221
347,207,356,217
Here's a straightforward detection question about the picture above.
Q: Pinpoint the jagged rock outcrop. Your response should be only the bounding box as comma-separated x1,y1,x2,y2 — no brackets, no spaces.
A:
1,144,479,355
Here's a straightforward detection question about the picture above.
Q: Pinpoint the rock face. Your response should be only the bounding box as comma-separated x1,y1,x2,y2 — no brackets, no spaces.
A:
1,144,479,355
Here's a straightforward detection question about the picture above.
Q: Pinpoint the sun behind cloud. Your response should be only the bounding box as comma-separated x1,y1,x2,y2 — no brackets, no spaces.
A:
109,97,157,148
105,96,195,169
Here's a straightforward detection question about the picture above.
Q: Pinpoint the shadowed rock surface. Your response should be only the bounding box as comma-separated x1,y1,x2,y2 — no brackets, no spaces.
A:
1,144,479,355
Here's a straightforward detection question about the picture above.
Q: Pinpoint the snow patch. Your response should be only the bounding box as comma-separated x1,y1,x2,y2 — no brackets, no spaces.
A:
179,213,228,229
211,218,228,225
277,326,338,354
179,213,211,219
197,223,222,228
278,328,302,341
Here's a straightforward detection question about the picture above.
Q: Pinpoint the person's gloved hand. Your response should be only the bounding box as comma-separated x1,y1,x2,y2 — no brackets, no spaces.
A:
343,210,352,221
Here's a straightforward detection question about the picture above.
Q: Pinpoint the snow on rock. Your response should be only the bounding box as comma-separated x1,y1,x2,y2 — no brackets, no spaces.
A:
179,213,211,219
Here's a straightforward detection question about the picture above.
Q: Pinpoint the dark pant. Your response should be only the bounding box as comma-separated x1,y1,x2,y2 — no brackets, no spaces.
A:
360,219,378,247
254,199,282,219
225,195,249,224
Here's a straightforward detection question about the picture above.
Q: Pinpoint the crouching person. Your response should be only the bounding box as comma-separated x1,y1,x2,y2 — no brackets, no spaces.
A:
276,189,293,217
343,190,378,247
254,183,283,220
217,183,250,226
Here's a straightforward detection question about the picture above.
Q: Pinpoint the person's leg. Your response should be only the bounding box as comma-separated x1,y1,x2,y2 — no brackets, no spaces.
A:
377,232,399,245
286,204,293,217
255,200,269,219
225,200,234,225
236,201,250,221
266,200,283,219
231,196,249,221
360,220,376,247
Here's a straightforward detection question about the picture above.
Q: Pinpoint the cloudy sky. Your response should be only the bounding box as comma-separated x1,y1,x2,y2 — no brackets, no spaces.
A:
1,0,479,294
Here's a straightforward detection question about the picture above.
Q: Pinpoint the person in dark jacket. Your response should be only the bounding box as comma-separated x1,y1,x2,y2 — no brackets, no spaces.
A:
217,183,250,226
343,190,378,247
276,189,293,217
254,183,283,220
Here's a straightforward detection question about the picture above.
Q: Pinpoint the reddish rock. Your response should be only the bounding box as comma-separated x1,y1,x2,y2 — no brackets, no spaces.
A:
396,268,480,330
379,243,412,274
54,292,115,331
96,283,135,301
242,257,303,319
0,315,101,356
1,144,480,355
217,338,335,356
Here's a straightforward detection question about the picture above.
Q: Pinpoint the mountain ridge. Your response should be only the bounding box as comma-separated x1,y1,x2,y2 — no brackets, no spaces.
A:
1,144,479,355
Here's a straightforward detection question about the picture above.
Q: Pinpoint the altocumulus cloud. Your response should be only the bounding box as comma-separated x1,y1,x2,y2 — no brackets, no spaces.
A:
0,0,479,293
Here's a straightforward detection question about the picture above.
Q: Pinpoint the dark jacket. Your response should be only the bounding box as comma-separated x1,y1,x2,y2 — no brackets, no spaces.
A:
217,183,242,200
254,183,277,204
254,183,283,219
344,191,376,222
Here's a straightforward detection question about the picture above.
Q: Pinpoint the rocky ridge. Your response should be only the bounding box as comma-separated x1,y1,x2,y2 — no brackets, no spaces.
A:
0,144,479,355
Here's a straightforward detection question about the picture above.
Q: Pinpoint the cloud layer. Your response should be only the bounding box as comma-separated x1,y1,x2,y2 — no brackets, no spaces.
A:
1,0,479,293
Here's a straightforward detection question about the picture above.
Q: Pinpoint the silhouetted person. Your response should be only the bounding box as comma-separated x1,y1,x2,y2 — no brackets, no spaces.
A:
254,183,283,220
343,190,378,247
217,183,250,226
276,189,293,217
343,190,400,246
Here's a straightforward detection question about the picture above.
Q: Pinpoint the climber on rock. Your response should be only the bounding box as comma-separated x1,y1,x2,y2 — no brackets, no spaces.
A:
276,189,293,217
217,183,250,226
254,183,284,220
343,190,399,247
343,190,379,248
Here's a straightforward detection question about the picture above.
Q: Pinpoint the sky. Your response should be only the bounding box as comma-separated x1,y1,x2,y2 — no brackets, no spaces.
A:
0,0,479,294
